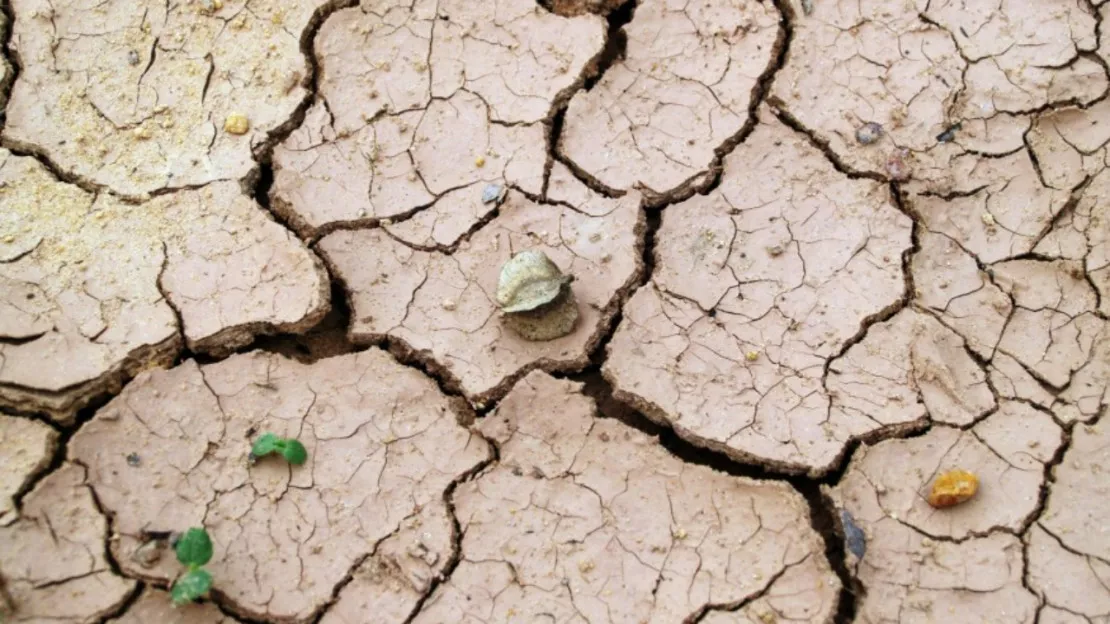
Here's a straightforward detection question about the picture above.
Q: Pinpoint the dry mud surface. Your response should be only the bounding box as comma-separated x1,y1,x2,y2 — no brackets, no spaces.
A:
1,0,1108,622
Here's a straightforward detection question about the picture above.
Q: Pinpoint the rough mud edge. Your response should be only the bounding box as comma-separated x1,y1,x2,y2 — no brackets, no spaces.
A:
689,557,820,622
69,464,147,622
571,370,855,623
0,336,181,426
545,0,637,200
1017,398,1106,609
0,0,111,198
538,0,634,198
820,181,921,382
248,0,360,242
396,427,500,623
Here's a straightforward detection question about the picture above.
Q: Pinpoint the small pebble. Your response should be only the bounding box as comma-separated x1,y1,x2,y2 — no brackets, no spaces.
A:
224,112,250,135
481,183,505,205
840,509,866,559
126,452,141,467
936,122,962,143
474,156,486,168
127,50,141,66
928,469,979,508
886,150,910,181
800,0,814,15
855,122,883,145
981,212,995,227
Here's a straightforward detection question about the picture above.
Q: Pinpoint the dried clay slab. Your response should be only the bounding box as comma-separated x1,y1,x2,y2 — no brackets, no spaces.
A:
0,414,57,525
771,0,1102,191
271,0,605,238
0,463,137,623
560,0,782,196
1027,420,1110,622
826,400,1066,623
3,0,327,196
68,349,491,623
0,150,329,423
411,371,840,623
318,186,644,409
605,109,915,475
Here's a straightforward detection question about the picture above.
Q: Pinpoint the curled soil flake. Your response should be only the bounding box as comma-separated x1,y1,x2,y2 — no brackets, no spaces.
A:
927,469,978,508
560,0,781,194
0,464,137,623
604,111,912,474
3,0,321,195
69,350,491,623
410,371,840,622
0,153,329,422
0,415,57,525
271,0,604,238
318,189,643,407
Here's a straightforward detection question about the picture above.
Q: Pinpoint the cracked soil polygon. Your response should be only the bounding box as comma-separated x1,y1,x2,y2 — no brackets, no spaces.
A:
270,0,604,238
559,0,781,196
771,0,1104,187
0,413,57,525
604,110,911,475
67,350,490,623
2,0,325,196
412,371,840,623
318,187,643,408
992,259,1103,389
0,151,329,423
1027,421,1110,622
826,400,1066,622
0,463,137,623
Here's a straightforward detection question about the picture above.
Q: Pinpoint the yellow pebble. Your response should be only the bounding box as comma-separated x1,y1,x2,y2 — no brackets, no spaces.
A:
474,156,486,168
928,469,979,508
746,350,760,362
224,113,250,135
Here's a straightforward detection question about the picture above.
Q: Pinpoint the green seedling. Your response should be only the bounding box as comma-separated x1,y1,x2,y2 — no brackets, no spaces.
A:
171,527,213,606
251,433,308,465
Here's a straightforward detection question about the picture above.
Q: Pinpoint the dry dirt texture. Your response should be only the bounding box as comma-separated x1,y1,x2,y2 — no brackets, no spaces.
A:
2,0,1109,622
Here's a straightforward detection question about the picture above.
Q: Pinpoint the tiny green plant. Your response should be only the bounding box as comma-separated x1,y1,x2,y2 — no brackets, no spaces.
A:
171,527,213,606
251,432,308,465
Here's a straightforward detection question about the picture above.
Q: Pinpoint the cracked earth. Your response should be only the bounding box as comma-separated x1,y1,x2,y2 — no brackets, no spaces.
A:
0,0,1108,622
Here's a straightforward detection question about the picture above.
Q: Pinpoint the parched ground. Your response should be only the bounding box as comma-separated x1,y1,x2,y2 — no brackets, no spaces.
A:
0,0,1107,622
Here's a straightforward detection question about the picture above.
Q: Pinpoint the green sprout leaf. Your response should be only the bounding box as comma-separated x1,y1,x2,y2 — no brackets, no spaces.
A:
250,433,308,465
251,433,280,458
171,568,212,606
280,439,308,465
175,528,213,567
